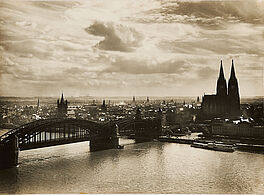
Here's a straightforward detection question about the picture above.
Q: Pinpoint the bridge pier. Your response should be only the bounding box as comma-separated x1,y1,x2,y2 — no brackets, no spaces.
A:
0,136,19,170
90,137,119,152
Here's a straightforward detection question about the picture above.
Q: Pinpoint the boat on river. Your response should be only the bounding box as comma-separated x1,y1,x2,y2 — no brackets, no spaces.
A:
191,142,208,149
191,142,235,152
236,143,264,152
207,142,235,152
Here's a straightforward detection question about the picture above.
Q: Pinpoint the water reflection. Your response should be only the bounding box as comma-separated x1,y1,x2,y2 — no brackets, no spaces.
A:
0,167,18,193
0,140,263,194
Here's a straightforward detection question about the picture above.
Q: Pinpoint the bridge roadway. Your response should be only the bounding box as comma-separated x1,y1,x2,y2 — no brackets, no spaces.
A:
0,117,162,169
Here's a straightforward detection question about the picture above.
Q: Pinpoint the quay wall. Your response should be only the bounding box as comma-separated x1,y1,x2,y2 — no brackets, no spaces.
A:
212,124,264,138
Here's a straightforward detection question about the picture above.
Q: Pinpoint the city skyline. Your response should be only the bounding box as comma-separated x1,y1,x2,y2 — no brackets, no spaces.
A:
0,0,264,97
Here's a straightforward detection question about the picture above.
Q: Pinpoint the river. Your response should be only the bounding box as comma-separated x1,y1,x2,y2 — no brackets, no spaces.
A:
0,139,263,194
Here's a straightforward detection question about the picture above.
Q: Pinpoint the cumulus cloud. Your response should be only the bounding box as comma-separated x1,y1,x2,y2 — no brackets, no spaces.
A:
101,56,191,75
139,0,264,25
0,0,263,97
85,21,142,52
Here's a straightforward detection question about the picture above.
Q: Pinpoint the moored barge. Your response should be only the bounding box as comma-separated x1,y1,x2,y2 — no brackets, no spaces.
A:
191,142,235,152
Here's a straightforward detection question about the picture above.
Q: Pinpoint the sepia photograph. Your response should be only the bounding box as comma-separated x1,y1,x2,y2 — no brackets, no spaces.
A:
0,0,264,194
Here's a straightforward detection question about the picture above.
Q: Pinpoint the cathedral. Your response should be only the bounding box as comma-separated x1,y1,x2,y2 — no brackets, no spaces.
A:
57,93,68,118
201,60,240,118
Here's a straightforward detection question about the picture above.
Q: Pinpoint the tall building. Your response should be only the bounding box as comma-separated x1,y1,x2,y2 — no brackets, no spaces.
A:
196,96,200,103
57,93,68,118
228,60,240,116
101,99,107,112
37,98,40,112
201,60,240,117
132,96,136,106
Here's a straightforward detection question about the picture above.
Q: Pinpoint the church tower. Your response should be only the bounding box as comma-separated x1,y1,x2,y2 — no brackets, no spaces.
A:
101,99,107,112
57,93,68,118
37,98,40,112
228,60,240,116
216,60,227,97
216,60,228,115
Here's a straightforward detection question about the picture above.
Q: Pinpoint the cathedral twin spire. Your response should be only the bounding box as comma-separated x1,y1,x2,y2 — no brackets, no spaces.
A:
228,60,239,98
219,59,237,81
202,60,240,117
216,59,239,97
230,59,236,79
216,60,227,96
219,60,224,78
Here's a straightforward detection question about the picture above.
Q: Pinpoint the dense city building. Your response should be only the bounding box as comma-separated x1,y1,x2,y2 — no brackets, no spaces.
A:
201,60,240,118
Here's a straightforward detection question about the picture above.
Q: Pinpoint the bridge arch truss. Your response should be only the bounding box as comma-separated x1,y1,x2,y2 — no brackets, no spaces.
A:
0,118,110,150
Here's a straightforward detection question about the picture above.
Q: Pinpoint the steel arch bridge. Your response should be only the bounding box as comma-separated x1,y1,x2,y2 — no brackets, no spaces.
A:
112,117,162,138
0,117,161,169
0,118,119,169
0,118,116,151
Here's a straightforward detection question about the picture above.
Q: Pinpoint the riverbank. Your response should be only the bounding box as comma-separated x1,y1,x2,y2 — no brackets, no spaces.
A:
158,134,264,153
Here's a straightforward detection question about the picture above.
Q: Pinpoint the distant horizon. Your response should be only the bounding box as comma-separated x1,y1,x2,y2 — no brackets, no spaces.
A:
0,95,263,99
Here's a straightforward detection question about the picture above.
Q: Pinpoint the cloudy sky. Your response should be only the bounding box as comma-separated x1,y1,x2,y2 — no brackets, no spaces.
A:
0,0,263,97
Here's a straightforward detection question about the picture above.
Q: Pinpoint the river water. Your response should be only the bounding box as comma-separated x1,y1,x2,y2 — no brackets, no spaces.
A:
0,138,263,194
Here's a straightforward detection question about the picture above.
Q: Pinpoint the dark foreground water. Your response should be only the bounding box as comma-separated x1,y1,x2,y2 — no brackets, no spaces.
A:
0,139,264,194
